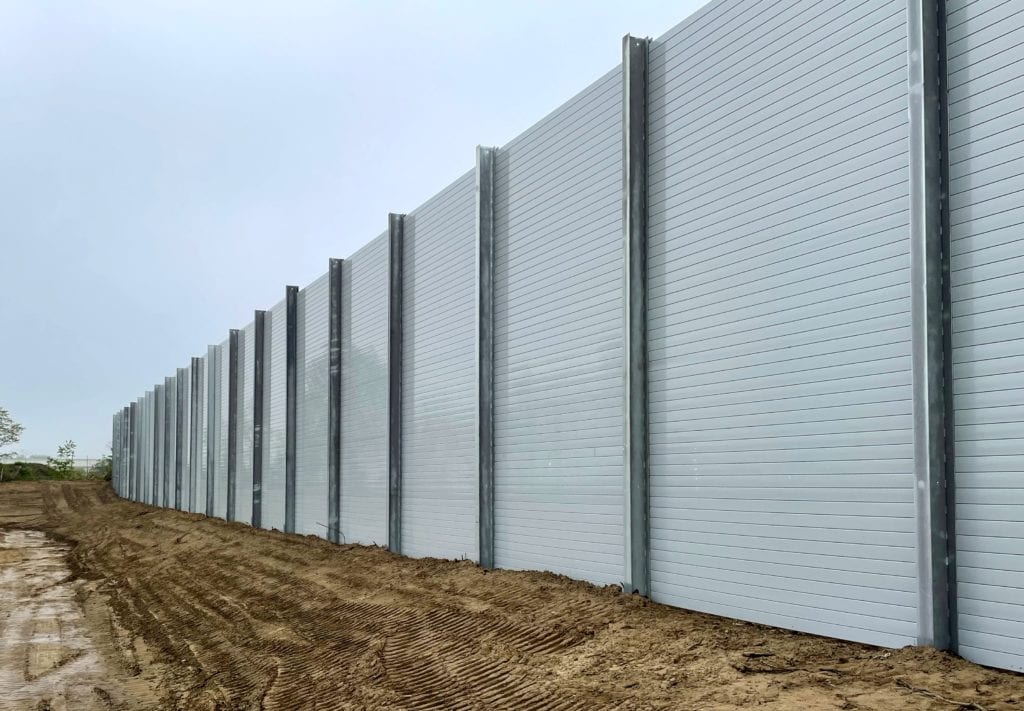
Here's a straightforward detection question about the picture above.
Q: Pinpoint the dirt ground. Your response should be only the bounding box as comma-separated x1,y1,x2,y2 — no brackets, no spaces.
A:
0,481,1020,710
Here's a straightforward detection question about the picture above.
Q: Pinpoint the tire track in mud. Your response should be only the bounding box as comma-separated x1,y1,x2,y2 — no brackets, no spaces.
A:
79,511,607,709
5,482,1024,711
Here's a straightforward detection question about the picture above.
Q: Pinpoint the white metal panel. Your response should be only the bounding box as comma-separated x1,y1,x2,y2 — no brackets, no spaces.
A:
262,298,288,530
135,397,143,501
215,338,230,518
147,390,155,504
208,346,220,516
237,323,255,525
194,358,207,513
140,392,148,504
296,273,330,537
646,0,917,648
181,364,192,511
340,234,389,546
154,386,164,508
948,0,1024,673
166,376,176,508
401,171,478,560
493,68,625,585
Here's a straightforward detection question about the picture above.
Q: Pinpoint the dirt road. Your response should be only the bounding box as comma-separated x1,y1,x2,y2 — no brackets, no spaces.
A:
0,481,1020,710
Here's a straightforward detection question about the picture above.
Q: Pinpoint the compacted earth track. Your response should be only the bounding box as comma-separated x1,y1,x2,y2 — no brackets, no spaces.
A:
0,481,1021,710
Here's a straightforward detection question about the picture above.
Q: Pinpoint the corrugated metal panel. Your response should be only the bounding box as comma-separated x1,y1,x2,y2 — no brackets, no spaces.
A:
143,391,152,504
154,386,164,507
948,0,1024,673
401,170,478,560
194,358,208,513
262,298,288,531
208,346,221,516
237,323,255,525
215,338,230,518
147,390,155,504
493,69,625,585
340,234,389,546
296,273,330,537
181,363,192,511
646,0,917,647
166,375,176,508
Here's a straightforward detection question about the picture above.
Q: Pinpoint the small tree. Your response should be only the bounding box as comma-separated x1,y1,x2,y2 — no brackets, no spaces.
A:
0,407,25,482
48,440,77,479
0,407,24,457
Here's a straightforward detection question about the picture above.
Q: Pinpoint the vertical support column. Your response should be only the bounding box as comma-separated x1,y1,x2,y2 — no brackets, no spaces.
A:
163,377,173,507
252,311,266,528
128,401,137,501
476,146,497,569
623,34,650,597
206,345,218,516
328,258,344,544
153,387,163,510
111,413,119,496
123,406,130,497
190,357,201,513
908,0,952,650
387,213,405,554
228,328,240,522
175,367,186,510
284,287,298,534
153,384,162,506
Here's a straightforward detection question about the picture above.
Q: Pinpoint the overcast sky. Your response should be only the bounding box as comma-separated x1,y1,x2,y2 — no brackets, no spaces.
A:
0,1,706,458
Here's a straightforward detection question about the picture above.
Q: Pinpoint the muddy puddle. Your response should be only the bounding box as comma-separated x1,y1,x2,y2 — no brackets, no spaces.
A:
0,529,145,710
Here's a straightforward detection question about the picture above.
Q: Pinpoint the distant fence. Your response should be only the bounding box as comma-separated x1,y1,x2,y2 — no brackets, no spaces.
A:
112,0,1024,673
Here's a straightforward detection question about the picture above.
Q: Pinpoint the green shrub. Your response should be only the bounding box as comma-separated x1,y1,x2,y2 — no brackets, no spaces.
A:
0,461,62,482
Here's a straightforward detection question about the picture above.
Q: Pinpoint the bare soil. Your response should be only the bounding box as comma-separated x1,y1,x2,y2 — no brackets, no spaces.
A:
0,481,1021,710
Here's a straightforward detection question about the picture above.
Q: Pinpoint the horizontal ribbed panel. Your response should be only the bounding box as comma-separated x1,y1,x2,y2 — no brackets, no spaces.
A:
340,235,389,546
401,170,478,560
948,0,1024,674
296,273,330,537
493,68,625,586
207,348,224,520
165,376,176,508
646,0,916,648
237,324,255,524
215,338,230,519
144,391,154,504
262,298,288,531
154,385,164,509
195,358,208,514
180,364,192,512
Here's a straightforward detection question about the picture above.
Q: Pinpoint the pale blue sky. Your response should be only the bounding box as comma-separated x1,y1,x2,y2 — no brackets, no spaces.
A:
0,1,706,458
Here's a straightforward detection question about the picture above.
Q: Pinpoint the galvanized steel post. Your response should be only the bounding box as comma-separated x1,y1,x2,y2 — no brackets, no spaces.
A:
476,146,497,569
175,367,186,510
252,312,266,528
622,33,650,597
908,0,952,650
284,287,298,534
228,328,240,522
124,405,130,498
163,377,173,507
190,357,201,513
124,406,131,497
388,213,405,554
328,258,344,544
153,384,162,505
153,385,163,506
128,401,137,501
206,345,217,516
111,413,119,495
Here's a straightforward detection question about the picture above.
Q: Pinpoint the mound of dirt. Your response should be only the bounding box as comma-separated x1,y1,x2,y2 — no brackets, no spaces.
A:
0,480,1021,710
